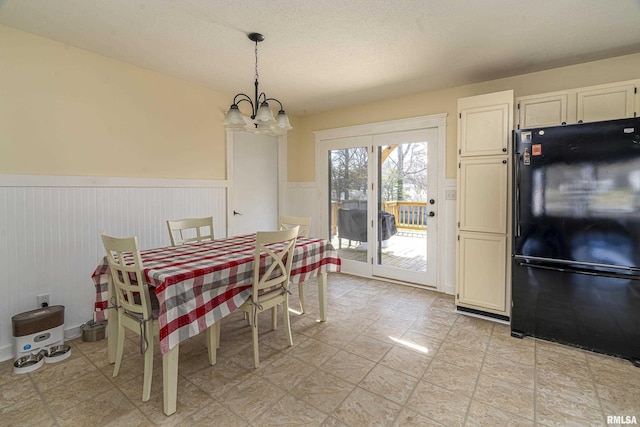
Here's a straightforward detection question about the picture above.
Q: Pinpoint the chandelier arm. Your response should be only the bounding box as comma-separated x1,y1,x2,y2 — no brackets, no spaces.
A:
263,97,285,111
232,94,257,118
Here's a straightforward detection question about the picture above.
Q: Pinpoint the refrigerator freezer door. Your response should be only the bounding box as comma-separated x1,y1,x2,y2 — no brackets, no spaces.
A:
511,261,640,364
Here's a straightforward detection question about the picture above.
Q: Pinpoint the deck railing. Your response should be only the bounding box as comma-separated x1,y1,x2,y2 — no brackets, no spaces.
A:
383,201,428,230
331,200,428,236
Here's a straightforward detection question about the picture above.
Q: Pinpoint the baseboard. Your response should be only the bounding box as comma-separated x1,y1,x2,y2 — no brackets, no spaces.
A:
0,344,12,363
455,305,510,324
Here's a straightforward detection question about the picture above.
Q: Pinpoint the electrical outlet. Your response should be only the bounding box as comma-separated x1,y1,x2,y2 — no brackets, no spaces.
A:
445,189,457,200
37,294,50,308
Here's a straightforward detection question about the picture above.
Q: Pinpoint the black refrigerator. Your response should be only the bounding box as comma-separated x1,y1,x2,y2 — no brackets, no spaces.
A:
511,117,640,367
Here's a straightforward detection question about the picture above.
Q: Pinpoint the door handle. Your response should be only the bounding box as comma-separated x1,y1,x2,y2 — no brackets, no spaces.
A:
428,212,435,217
233,210,243,216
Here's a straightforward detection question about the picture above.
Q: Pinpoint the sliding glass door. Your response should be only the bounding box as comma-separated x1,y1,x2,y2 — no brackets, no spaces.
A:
323,128,439,287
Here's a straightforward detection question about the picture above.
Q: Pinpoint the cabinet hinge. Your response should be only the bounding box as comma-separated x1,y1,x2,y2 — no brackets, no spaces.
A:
456,293,459,299
370,257,374,265
517,124,520,129
458,163,461,169
371,183,374,190
371,220,374,228
459,112,462,119
457,222,460,227
635,87,637,94
517,103,520,110
458,148,461,155
457,235,460,241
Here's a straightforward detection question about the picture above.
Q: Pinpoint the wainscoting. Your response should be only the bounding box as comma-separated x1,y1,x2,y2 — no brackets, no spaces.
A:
0,175,227,361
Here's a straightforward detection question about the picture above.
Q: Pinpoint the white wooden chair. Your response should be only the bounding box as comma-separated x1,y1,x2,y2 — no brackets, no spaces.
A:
279,215,311,313
101,232,219,402
238,227,298,368
101,232,159,402
279,215,311,238
166,216,214,246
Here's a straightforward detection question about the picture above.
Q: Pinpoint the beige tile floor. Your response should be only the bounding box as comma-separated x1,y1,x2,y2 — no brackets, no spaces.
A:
2,273,639,426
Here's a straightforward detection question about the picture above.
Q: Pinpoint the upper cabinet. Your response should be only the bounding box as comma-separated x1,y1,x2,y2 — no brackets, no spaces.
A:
459,92,512,157
517,92,568,129
576,83,635,123
516,80,638,129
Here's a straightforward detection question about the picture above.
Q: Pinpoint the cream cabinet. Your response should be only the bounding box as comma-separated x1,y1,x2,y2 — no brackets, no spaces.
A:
576,83,635,123
517,92,568,129
458,157,508,234
516,80,638,129
457,232,507,313
456,90,513,319
459,103,510,156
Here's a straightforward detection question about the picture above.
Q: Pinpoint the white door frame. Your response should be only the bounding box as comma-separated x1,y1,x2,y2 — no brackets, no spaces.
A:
314,114,447,292
226,129,287,237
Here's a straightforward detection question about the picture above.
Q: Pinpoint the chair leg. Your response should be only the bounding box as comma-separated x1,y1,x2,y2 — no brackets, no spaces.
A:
298,282,306,314
252,308,260,369
283,296,293,347
271,306,277,330
206,322,218,365
142,324,154,402
112,322,125,377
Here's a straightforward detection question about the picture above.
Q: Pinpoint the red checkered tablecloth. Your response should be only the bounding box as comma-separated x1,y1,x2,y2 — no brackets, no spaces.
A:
91,234,341,355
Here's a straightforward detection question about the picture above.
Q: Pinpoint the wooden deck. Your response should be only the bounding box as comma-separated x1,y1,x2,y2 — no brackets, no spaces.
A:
331,229,427,272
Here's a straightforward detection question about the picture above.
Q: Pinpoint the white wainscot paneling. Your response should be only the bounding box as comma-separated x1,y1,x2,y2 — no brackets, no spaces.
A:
0,177,227,361
286,183,318,236
443,179,457,295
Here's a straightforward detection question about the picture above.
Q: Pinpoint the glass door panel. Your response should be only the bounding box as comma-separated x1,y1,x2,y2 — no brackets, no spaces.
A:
373,129,438,286
329,146,370,270
378,142,427,271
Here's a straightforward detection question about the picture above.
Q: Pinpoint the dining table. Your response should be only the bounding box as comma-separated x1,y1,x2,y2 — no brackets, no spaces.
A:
91,233,341,416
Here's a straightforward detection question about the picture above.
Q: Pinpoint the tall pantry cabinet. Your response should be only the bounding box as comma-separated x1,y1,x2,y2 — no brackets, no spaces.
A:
456,90,513,319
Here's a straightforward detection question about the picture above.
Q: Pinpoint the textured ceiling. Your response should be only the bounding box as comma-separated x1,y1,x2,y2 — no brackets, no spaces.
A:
1,0,640,116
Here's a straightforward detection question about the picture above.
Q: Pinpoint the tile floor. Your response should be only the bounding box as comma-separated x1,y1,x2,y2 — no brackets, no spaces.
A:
1,273,639,426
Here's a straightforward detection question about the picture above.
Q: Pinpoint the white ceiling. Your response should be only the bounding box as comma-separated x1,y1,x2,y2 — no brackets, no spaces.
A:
2,0,640,116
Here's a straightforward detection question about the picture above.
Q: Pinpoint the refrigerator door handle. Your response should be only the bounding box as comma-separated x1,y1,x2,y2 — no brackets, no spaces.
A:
514,150,521,238
517,259,640,281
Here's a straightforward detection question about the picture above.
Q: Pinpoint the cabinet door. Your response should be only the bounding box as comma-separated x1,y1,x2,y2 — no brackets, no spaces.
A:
458,157,508,233
517,93,568,129
457,232,507,314
459,104,511,156
577,84,636,123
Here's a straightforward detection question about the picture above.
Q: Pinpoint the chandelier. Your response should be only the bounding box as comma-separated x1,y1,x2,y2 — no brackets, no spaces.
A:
223,32,292,135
